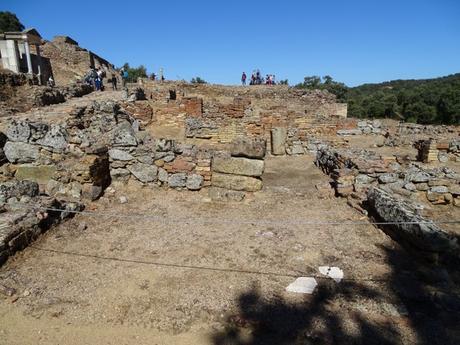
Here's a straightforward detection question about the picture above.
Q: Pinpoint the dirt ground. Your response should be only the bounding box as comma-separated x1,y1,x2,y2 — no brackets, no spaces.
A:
0,155,459,344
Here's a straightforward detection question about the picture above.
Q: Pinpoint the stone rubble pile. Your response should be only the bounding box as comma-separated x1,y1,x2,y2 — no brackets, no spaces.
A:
0,179,82,265
316,146,460,207
337,119,386,136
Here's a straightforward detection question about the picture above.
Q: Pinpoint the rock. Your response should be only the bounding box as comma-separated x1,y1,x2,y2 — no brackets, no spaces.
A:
449,185,460,196
112,121,137,147
428,179,450,187
81,184,103,201
404,182,417,191
438,152,449,163
415,183,429,191
372,119,382,128
426,190,445,203
186,174,203,190
444,193,453,204
4,142,39,163
158,168,168,183
286,277,317,294
14,165,56,185
36,125,68,151
208,187,246,202
336,129,362,136
378,173,399,184
408,171,431,183
212,172,262,192
271,127,287,155
231,138,266,159
430,186,449,194
119,196,128,204
367,188,458,253
155,138,175,152
290,144,305,155
77,222,87,231
212,157,264,177
374,135,385,147
168,173,187,188
128,163,158,183
0,180,39,202
6,121,30,142
108,148,134,161
110,168,130,179
355,174,375,185
136,155,153,165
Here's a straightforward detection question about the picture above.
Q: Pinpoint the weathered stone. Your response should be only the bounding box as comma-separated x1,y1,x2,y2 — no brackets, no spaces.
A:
367,188,458,253
430,186,449,194
290,144,305,155
127,163,158,183
4,142,39,163
168,173,187,188
449,185,460,196
14,165,56,185
45,180,82,201
212,172,262,192
408,171,430,183
212,157,264,177
108,148,134,161
36,125,68,151
428,179,450,187
404,182,417,191
271,128,287,155
336,129,362,136
0,180,39,202
415,183,429,191
231,137,266,159
186,174,203,190
156,138,175,152
168,157,195,172
81,184,103,201
112,121,137,147
208,187,245,202
110,168,130,179
136,155,153,164
378,173,399,184
355,174,375,185
158,168,168,183
6,121,30,142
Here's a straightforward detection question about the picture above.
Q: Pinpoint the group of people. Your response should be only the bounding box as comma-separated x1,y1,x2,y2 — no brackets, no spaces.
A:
241,70,276,86
84,67,107,91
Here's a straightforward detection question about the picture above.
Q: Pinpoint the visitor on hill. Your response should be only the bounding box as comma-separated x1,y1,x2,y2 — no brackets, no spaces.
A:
111,74,117,90
95,77,102,91
122,69,128,87
241,72,247,85
250,73,255,85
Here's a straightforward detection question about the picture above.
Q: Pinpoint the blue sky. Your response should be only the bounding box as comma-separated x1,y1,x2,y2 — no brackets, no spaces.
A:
2,0,459,86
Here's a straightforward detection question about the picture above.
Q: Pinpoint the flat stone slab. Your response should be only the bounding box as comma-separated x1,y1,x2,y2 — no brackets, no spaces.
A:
14,165,57,185
212,157,264,177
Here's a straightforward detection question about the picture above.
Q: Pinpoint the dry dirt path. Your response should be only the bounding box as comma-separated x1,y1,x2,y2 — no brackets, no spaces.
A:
0,156,457,344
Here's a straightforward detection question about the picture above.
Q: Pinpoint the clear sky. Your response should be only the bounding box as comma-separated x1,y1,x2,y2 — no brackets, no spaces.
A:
2,0,459,86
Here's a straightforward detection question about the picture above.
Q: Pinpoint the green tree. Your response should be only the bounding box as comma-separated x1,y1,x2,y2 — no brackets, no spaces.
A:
279,79,289,85
191,77,207,84
0,11,24,33
121,63,147,83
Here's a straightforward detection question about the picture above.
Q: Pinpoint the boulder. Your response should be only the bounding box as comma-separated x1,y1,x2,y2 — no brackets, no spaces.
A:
158,168,169,183
168,173,187,188
112,121,137,147
271,128,287,155
212,172,262,192
4,142,39,163
212,157,264,177
127,163,157,183
110,168,130,179
231,138,266,159
378,173,399,184
430,186,449,194
290,144,305,155
36,125,68,151
0,180,39,202
6,121,30,142
108,148,134,161
186,174,203,190
14,165,56,185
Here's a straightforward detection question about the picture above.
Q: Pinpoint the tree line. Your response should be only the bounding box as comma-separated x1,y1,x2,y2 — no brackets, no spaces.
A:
295,74,460,125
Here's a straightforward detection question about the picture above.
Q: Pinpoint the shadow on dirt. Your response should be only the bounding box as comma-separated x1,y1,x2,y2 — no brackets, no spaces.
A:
211,245,460,345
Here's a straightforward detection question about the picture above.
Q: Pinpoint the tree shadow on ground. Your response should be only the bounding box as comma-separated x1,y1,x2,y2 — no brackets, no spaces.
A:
211,245,460,345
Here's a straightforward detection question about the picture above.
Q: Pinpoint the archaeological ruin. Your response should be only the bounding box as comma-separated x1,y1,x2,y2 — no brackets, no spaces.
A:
0,32,459,345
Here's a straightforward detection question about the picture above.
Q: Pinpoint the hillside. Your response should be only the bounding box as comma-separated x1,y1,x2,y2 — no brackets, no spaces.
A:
346,73,460,124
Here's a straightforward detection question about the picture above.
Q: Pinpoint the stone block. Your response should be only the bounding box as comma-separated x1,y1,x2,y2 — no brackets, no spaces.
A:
168,173,187,188
212,172,262,192
271,128,287,155
212,157,264,177
14,164,56,185
128,163,158,183
230,137,266,159
108,148,134,161
208,187,245,202
186,174,203,190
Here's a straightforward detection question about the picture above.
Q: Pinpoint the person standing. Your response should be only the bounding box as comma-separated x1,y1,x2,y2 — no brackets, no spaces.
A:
241,72,247,85
111,74,118,90
122,69,128,88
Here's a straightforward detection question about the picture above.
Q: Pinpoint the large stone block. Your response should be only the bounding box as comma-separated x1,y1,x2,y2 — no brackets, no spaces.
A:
271,128,287,155
14,164,57,185
212,157,264,177
128,163,158,183
4,141,39,163
231,138,266,159
212,172,262,192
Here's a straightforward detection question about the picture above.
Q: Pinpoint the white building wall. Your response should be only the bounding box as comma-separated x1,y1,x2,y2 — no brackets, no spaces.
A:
0,40,20,73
